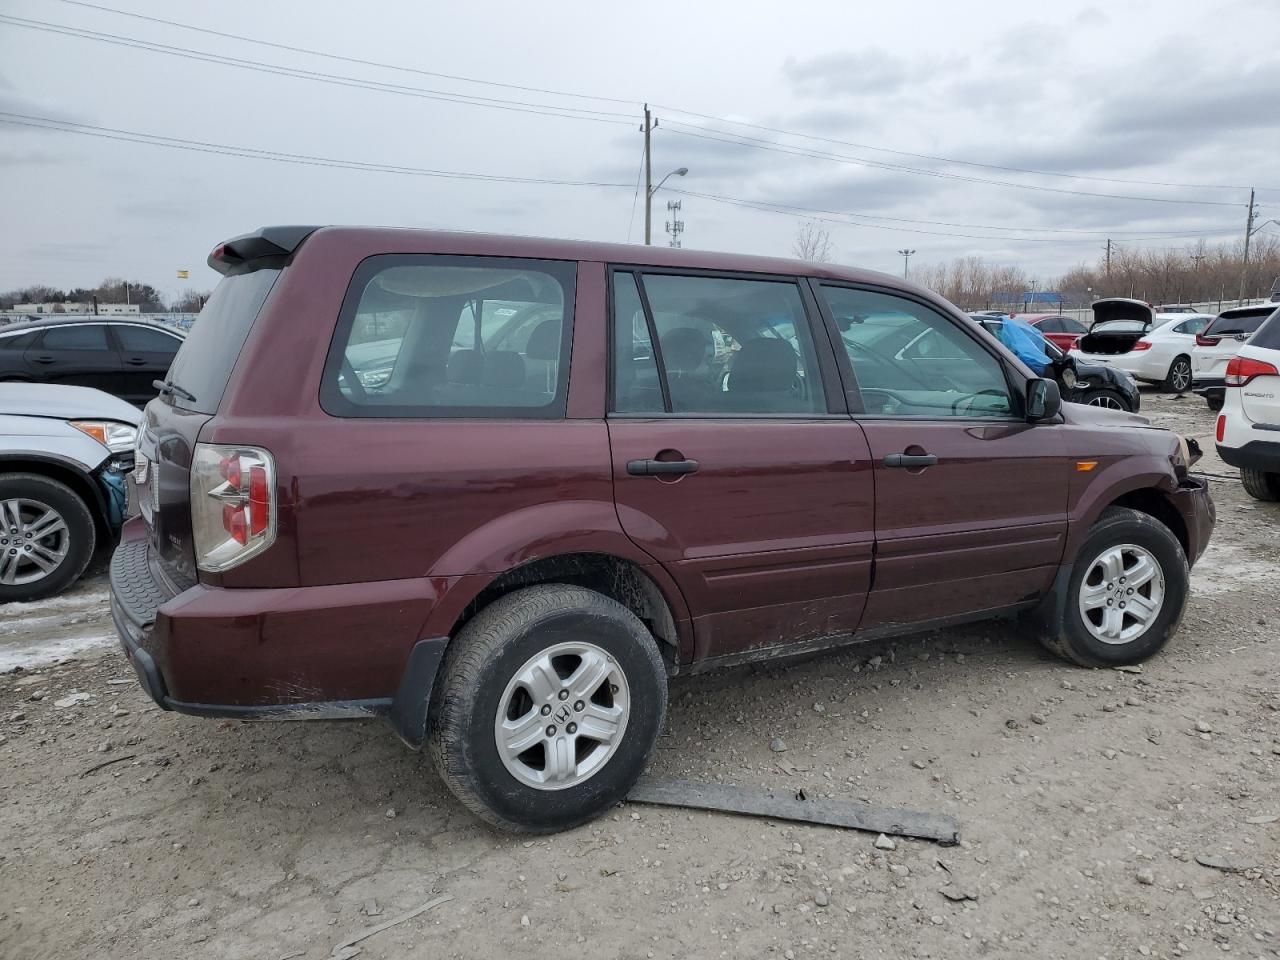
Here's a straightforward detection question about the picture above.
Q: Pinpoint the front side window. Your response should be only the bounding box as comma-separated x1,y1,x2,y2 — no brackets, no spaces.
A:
610,271,825,415
819,286,1014,418
322,256,575,418
40,325,109,350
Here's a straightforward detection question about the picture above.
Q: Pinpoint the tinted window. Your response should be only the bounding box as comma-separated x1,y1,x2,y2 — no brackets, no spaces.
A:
0,331,37,351
622,273,825,415
40,325,109,350
165,268,280,414
611,272,662,413
1173,317,1210,335
1038,317,1063,333
115,325,183,354
820,286,1013,418
1205,309,1276,337
1061,318,1088,334
1249,308,1280,350
322,256,575,418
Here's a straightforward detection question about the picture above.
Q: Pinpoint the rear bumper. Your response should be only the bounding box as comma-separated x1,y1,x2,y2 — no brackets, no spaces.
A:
1170,476,1215,566
1217,439,1280,473
1192,377,1225,398
108,517,448,745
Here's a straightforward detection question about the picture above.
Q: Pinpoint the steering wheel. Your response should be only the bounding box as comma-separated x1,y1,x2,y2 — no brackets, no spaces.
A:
952,388,1008,415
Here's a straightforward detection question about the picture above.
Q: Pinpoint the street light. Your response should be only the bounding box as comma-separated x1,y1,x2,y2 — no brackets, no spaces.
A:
646,167,688,245
897,249,916,278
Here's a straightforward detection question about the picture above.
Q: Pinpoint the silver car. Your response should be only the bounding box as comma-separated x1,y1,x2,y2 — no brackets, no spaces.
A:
0,383,139,602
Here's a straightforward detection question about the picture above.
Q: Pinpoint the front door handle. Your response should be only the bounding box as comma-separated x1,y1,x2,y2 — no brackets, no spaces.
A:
627,458,699,477
31,355,56,364
883,452,938,468
124,357,149,366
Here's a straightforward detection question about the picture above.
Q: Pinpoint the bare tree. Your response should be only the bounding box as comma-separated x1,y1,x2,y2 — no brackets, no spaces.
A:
791,220,835,263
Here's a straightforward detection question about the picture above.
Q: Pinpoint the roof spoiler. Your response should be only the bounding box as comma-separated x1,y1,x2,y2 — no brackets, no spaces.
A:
208,225,321,275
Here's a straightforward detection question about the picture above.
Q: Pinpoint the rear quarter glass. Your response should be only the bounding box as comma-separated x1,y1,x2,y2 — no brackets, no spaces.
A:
164,268,281,415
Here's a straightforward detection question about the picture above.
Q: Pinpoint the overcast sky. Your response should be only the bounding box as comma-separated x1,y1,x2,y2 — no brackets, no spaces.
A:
2,0,1278,301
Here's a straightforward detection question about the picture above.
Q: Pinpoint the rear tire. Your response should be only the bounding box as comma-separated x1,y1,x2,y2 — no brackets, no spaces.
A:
1163,356,1192,392
429,584,667,833
1240,468,1280,502
1205,394,1224,411
1037,507,1188,667
0,473,96,603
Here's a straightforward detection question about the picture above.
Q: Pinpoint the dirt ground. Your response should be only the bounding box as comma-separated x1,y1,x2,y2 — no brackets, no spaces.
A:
1,390,1277,960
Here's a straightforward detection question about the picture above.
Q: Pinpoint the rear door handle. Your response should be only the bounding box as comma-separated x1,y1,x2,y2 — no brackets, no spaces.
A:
124,358,149,365
31,355,56,364
883,452,938,468
627,458,699,477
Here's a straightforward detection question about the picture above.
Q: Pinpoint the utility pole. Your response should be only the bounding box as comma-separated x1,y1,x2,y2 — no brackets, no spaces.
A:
1105,238,1112,284
897,249,916,279
642,104,654,246
665,200,684,248
1240,187,1256,305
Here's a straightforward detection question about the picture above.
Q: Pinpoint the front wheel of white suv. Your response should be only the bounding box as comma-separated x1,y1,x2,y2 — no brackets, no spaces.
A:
1240,468,1280,502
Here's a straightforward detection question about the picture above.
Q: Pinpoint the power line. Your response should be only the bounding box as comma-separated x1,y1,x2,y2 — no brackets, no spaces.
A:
0,112,634,187
50,0,639,106
36,2,1278,195
0,14,636,125
654,106,1271,192
662,125,1245,207
670,188,1236,244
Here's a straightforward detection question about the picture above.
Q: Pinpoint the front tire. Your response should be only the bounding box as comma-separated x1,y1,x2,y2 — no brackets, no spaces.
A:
1038,507,1189,667
1240,468,1280,502
1163,356,1192,392
1081,388,1130,411
0,473,96,603
429,584,667,833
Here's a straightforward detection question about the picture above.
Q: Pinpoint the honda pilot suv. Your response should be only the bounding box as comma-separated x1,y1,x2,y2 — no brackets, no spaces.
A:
110,227,1215,832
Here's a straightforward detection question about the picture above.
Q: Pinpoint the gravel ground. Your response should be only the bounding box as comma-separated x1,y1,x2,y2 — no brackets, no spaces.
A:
1,390,1277,960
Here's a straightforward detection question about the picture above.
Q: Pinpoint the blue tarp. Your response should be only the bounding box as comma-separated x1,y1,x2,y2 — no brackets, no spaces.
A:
995,318,1051,375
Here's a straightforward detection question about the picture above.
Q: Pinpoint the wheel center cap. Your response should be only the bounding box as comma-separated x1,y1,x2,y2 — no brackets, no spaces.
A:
553,703,573,725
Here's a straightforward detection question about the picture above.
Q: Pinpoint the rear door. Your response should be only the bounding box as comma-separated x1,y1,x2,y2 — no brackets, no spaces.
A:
814,283,1068,632
606,268,875,662
22,323,123,394
111,324,184,403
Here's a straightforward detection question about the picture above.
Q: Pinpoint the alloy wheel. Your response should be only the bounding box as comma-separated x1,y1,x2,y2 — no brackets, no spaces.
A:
494,641,630,790
1087,393,1125,410
1170,360,1191,392
1077,543,1165,644
0,498,70,586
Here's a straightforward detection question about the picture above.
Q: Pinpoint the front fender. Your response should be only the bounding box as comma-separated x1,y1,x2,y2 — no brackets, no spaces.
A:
1064,456,1177,558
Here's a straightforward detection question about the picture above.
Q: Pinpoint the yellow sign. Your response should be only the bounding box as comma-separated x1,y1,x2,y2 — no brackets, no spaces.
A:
177,270,189,280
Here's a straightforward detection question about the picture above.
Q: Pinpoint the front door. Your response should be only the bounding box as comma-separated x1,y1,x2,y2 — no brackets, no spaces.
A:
814,283,1069,632
23,323,123,395
606,269,875,662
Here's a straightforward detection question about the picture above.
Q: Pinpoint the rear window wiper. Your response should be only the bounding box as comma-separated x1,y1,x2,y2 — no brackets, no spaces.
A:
152,378,197,402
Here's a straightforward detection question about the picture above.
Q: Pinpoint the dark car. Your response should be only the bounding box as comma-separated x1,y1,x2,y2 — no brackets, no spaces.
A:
110,226,1214,833
971,317,1141,412
0,317,185,406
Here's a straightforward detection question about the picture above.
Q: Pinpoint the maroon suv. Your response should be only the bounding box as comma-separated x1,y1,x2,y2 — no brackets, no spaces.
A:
110,226,1214,832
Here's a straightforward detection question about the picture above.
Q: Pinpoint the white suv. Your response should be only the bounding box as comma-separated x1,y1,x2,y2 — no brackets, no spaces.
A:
1216,308,1280,501
1192,304,1279,410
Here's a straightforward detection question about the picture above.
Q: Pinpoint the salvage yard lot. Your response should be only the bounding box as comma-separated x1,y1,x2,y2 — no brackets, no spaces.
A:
1,391,1277,960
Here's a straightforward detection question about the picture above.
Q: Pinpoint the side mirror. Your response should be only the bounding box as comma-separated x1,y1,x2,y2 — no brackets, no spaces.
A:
1026,377,1061,421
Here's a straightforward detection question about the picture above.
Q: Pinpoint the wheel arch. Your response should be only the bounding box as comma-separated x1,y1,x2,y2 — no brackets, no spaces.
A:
0,455,113,546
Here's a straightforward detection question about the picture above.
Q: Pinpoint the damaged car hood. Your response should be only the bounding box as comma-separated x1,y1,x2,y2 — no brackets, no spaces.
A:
0,383,142,426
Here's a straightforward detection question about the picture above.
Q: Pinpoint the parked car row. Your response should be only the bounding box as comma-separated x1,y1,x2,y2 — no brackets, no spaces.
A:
103,226,1214,833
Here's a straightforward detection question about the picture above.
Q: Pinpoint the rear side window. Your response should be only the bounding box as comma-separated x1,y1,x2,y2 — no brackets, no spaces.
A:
40,325,109,350
610,271,826,415
115,325,182,354
1249,308,1280,350
165,268,280,414
322,255,575,419
1205,309,1275,337
1061,318,1088,334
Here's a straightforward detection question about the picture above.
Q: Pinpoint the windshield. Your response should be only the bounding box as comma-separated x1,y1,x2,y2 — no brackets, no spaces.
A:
1205,308,1276,337
163,268,280,414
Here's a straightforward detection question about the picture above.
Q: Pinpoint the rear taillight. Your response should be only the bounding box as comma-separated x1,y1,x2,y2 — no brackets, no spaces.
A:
1216,415,1226,443
1224,355,1280,386
190,443,277,572
1131,340,1152,351
1196,334,1220,347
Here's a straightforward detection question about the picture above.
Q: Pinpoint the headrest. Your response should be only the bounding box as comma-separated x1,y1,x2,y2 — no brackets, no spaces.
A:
525,319,561,361
729,338,797,393
660,327,711,372
482,351,526,388
447,349,484,384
